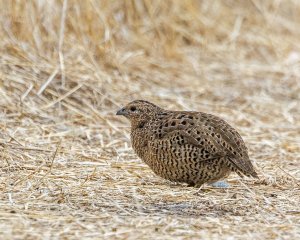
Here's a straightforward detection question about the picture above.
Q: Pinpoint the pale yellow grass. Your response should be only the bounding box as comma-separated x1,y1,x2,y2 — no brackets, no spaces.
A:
0,0,299,239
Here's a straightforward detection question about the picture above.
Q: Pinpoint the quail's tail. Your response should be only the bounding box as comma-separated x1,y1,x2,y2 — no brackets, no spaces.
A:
229,157,259,179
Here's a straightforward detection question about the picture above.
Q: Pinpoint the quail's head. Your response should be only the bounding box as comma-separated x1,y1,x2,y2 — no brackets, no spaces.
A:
116,100,161,127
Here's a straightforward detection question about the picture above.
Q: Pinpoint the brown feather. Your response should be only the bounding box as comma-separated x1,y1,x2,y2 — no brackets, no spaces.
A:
117,100,259,186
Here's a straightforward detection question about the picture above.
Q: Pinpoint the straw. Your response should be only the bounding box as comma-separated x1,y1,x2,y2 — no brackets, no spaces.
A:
0,1,299,239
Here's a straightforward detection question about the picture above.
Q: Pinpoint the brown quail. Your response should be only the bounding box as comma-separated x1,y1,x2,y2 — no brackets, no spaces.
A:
116,100,258,187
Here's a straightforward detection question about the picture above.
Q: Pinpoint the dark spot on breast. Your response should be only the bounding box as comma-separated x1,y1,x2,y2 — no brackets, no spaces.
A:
171,121,176,126
165,123,169,127
182,121,186,125
188,116,193,119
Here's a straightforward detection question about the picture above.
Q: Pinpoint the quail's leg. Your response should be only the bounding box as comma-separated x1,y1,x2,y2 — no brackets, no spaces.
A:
209,181,230,188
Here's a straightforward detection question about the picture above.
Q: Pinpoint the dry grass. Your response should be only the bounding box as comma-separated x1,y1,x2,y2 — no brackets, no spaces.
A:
0,0,300,239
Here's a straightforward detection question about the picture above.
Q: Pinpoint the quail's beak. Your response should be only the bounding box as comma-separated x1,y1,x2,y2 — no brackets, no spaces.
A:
116,107,127,116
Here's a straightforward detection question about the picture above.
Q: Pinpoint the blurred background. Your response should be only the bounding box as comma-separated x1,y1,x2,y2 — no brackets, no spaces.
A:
1,1,299,110
0,0,299,239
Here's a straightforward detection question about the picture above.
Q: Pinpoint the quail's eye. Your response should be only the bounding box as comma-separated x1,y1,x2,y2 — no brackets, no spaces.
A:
130,106,137,112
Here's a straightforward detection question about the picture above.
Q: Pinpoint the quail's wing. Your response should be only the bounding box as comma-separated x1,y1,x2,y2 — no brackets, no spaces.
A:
148,112,226,162
152,111,258,177
203,113,258,177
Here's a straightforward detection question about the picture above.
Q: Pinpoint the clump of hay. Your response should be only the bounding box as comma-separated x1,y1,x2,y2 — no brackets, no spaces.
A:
0,1,299,239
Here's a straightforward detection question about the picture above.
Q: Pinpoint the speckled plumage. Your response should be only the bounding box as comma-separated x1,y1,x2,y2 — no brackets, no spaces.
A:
117,100,258,186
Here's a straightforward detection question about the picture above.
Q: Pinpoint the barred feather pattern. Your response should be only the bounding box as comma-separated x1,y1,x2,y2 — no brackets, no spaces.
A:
118,100,258,186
